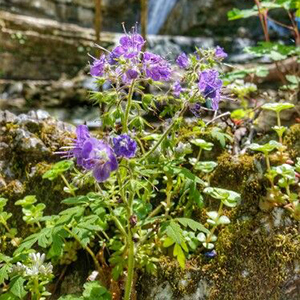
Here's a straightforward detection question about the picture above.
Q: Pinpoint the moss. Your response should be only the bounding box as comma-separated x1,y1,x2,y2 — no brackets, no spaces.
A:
207,217,300,300
210,153,256,193
284,124,300,160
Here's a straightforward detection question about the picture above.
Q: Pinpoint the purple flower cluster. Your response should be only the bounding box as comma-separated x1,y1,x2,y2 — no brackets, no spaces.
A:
198,69,223,110
90,28,171,83
66,126,136,182
143,52,172,81
215,46,227,59
113,134,137,158
109,31,145,63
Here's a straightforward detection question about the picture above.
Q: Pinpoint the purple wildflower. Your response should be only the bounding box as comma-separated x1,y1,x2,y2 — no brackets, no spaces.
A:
113,134,137,158
64,125,117,182
176,53,189,69
215,46,227,59
198,69,223,110
122,68,139,84
108,29,145,64
81,138,118,182
90,54,106,77
143,52,172,81
68,125,91,166
173,81,182,97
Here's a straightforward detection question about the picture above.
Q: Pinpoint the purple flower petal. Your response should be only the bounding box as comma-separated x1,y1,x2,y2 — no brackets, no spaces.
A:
90,55,106,76
198,69,223,111
176,53,189,69
143,52,172,81
113,134,137,158
215,46,227,59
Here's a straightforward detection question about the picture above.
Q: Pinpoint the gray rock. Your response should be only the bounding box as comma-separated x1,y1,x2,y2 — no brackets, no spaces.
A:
0,110,17,124
14,128,50,154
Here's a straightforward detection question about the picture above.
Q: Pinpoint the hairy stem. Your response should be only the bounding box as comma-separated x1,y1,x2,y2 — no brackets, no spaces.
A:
124,228,135,300
123,80,136,133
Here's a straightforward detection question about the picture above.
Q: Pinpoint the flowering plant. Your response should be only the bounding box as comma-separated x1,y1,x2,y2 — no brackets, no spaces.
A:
0,27,242,300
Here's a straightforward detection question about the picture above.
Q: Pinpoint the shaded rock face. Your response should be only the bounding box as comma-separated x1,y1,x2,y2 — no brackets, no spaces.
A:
0,11,117,80
161,0,259,38
0,0,140,31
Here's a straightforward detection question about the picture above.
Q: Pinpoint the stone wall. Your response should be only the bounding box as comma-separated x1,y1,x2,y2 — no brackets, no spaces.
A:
0,0,140,31
0,11,117,80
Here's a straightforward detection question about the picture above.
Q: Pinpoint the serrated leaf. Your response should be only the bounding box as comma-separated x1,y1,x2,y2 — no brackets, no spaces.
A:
173,244,186,269
10,276,27,298
177,218,210,234
166,221,183,245
0,264,11,285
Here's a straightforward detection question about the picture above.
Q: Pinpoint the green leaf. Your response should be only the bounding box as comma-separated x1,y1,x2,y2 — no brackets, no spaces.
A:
193,161,218,173
163,237,175,248
262,102,295,113
176,218,210,234
0,198,8,211
0,292,19,300
82,281,111,300
10,276,27,299
43,160,74,181
176,167,206,186
249,140,282,154
166,221,184,245
14,234,39,255
204,187,241,208
211,127,232,148
245,42,297,61
191,139,213,151
0,264,11,285
227,7,258,20
173,244,186,269
15,195,37,207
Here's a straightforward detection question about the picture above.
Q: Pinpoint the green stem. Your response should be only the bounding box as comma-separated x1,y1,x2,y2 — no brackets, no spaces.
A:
146,204,163,220
265,153,271,171
123,80,136,133
124,184,135,300
107,205,128,238
32,277,41,300
60,174,75,196
124,228,135,300
276,112,282,143
206,202,223,244
141,104,187,161
165,175,173,217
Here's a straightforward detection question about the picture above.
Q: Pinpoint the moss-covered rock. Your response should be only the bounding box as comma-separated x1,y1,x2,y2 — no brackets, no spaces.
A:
284,123,300,160
0,109,75,235
138,152,300,300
